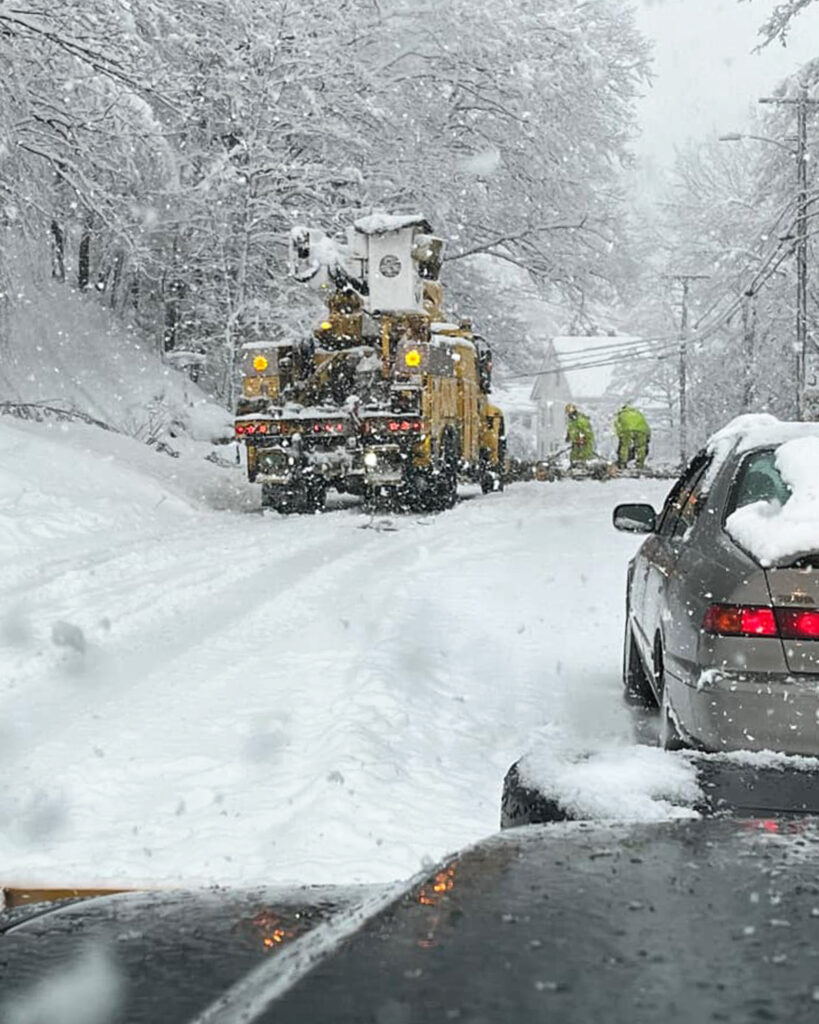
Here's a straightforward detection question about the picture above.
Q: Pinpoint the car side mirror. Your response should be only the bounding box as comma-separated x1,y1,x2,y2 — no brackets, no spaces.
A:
613,503,656,534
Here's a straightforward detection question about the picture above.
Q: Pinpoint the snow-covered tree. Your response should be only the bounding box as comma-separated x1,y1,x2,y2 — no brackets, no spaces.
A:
626,57,819,448
1,0,650,402
754,0,818,44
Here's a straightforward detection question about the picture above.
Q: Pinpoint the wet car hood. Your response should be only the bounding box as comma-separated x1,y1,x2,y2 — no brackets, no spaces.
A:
0,883,379,1022
5,819,819,1023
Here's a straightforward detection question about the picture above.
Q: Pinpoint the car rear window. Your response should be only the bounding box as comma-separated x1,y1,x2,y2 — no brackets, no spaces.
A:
725,449,792,518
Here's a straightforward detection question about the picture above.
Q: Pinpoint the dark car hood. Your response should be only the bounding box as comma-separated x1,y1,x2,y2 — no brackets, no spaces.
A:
0,883,383,1023
265,818,819,1024
5,819,819,1023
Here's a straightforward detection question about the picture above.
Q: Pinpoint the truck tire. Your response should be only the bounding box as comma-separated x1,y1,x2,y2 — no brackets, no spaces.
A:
405,472,435,512
437,435,458,510
262,478,325,514
364,484,401,514
305,477,327,513
262,483,301,514
480,469,504,494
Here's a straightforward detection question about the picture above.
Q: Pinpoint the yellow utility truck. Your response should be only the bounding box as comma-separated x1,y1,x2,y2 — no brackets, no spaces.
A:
235,213,505,512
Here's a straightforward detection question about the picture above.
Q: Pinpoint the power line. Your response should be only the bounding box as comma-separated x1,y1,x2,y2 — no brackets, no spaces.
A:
507,339,678,380
506,192,819,394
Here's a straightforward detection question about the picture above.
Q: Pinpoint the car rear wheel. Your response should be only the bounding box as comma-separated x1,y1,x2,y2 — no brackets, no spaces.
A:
622,622,657,708
659,674,688,751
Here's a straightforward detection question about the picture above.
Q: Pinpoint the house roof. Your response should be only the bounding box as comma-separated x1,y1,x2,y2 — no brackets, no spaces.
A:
531,335,643,402
492,380,537,416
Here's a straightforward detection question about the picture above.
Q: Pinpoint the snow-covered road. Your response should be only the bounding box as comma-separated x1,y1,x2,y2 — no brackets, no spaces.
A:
1,416,675,889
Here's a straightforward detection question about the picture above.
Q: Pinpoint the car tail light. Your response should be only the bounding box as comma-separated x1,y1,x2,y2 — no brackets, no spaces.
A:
313,423,322,433
702,604,778,637
235,424,246,435
258,423,268,434
776,609,819,639
245,424,256,435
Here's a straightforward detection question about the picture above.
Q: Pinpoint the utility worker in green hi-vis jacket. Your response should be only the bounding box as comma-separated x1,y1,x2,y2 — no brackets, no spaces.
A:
565,404,595,465
614,403,650,469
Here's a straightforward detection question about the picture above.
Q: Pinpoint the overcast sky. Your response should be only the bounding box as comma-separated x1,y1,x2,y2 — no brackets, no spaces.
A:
632,0,819,169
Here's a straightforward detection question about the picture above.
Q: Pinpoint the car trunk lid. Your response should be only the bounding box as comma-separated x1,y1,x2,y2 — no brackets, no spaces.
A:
766,564,819,674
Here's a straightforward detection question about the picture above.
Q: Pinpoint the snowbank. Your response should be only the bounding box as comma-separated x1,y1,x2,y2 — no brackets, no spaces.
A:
726,435,819,566
517,741,701,822
2,279,231,442
0,417,255,564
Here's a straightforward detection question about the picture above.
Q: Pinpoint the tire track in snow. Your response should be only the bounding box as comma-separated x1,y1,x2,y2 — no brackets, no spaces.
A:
2,481,672,888
0,511,449,885
2,514,381,733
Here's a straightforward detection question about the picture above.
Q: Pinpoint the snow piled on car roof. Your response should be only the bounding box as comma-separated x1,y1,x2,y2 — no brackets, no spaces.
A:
702,413,819,512
708,414,819,457
726,435,819,566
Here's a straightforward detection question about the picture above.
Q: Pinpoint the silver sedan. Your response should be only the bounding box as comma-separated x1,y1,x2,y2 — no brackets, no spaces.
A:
614,418,819,754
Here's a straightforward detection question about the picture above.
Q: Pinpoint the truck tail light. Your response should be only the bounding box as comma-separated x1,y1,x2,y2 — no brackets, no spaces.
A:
236,421,277,436
367,418,424,434
702,604,778,637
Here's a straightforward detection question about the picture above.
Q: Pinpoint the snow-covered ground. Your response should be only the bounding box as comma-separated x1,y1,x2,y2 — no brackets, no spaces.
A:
1,408,682,889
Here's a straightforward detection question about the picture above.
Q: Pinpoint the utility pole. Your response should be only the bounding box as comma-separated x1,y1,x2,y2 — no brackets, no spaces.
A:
742,290,757,411
759,85,819,419
665,273,708,468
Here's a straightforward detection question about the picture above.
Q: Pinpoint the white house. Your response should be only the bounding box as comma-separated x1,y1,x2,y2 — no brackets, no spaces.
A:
530,335,645,460
491,380,538,459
